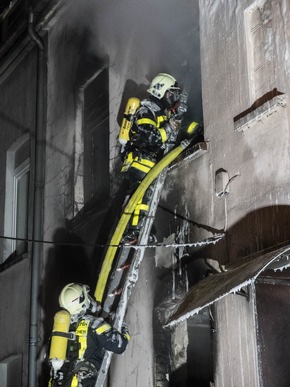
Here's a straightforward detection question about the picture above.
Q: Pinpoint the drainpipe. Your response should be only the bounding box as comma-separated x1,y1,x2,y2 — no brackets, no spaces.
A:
28,11,46,387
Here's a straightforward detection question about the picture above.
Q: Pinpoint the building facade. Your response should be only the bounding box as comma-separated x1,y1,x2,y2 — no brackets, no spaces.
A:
1,0,289,386
159,0,290,386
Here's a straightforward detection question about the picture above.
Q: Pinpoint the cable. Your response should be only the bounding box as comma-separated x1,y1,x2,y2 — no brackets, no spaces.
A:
0,233,224,249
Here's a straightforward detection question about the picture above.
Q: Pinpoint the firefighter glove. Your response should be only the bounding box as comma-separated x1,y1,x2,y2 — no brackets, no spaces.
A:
76,361,97,381
174,92,187,120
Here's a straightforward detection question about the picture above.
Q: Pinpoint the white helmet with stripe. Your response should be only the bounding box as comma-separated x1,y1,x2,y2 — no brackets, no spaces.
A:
59,283,98,317
147,73,180,101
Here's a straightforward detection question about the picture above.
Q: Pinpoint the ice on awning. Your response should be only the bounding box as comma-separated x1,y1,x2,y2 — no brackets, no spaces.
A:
165,245,290,327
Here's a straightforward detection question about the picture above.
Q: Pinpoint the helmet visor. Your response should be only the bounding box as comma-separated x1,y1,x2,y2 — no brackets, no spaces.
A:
165,88,181,106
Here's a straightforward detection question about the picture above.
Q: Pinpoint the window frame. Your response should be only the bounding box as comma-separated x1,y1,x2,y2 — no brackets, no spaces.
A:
74,68,110,215
4,134,30,260
244,2,275,104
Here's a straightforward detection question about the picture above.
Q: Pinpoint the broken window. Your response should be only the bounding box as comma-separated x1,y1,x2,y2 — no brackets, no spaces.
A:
83,68,110,204
74,68,110,214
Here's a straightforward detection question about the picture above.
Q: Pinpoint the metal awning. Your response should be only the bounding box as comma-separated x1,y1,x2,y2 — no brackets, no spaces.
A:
165,245,290,326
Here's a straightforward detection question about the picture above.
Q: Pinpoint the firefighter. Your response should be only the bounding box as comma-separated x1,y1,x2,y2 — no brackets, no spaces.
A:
120,73,200,244
48,283,130,387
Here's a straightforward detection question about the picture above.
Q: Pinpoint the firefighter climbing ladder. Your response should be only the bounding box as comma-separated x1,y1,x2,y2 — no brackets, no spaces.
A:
94,141,191,306
94,140,223,387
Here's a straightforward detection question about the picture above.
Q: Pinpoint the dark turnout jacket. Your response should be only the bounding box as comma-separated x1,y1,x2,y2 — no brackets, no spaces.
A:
70,315,129,370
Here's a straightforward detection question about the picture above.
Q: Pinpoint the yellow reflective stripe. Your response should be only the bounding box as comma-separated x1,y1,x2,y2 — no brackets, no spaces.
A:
123,332,130,342
132,202,149,226
137,116,166,128
96,323,111,335
136,203,149,212
71,375,78,387
132,157,155,172
158,128,167,142
126,152,134,163
121,164,129,173
137,118,157,127
132,214,139,226
76,320,90,360
187,121,199,134
139,158,155,167
121,152,134,172
132,216,139,226
132,163,150,173
132,198,141,226
156,115,167,127
123,153,155,174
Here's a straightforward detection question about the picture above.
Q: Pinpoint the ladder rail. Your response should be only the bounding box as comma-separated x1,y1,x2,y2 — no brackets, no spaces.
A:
94,141,189,305
94,169,168,387
94,141,195,387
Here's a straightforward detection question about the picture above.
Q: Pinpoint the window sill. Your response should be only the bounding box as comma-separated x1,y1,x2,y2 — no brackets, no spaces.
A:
0,251,29,272
169,141,208,172
234,92,287,133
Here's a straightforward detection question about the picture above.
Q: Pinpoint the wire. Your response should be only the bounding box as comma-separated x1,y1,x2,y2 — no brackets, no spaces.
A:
0,233,224,249
0,234,97,247
217,173,240,198
128,234,224,249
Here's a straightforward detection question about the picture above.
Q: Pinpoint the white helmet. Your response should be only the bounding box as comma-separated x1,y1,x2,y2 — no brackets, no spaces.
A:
59,283,98,317
147,73,180,100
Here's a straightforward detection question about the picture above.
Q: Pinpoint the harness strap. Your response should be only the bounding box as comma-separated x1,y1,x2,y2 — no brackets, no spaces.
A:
51,331,76,340
76,320,90,360
158,127,168,142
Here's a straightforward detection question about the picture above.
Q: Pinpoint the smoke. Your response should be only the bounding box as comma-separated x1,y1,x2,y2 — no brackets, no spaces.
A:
68,0,202,119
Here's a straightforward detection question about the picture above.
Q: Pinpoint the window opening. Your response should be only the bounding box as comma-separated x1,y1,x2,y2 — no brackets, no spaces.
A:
83,68,110,204
74,68,110,214
4,135,30,260
13,160,29,255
